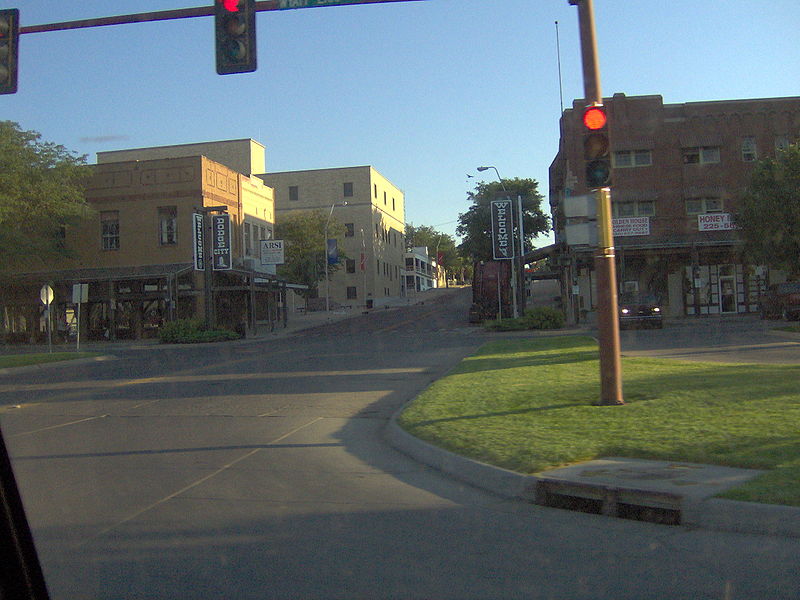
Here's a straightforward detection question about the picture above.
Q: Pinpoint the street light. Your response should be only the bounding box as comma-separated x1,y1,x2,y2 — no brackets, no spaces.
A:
325,201,347,313
477,166,506,191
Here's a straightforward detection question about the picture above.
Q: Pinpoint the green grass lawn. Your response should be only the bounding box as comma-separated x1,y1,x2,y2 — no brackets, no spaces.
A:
397,335,800,506
0,352,99,369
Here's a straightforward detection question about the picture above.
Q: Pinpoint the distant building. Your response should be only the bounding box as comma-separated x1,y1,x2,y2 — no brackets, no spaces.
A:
404,247,436,294
549,93,800,322
258,166,406,307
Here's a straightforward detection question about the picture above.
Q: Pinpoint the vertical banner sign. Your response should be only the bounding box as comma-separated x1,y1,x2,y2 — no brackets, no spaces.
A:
491,199,514,260
212,214,232,270
327,238,339,265
193,213,205,271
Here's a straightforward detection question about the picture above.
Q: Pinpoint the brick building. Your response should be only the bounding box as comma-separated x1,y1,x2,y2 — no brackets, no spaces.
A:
549,94,800,322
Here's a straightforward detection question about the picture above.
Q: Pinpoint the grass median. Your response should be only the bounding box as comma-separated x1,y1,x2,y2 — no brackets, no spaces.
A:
397,335,800,506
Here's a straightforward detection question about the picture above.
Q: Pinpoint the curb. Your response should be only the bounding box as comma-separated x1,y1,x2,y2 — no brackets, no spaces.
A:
385,412,800,538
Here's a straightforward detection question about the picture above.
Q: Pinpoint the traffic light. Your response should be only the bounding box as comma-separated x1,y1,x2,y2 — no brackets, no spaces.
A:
582,103,611,188
215,0,256,75
0,9,19,95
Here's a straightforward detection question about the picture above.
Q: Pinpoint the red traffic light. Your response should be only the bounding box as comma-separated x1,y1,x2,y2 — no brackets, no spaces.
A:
221,0,240,12
583,105,607,131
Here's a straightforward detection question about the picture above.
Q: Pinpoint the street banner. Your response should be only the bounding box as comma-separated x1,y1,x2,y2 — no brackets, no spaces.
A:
212,214,232,270
260,239,285,265
193,213,205,271
327,238,339,265
491,199,514,260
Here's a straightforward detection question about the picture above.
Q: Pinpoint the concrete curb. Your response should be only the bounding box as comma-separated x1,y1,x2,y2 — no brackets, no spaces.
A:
385,412,800,538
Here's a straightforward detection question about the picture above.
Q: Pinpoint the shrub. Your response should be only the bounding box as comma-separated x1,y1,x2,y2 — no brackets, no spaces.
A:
482,307,566,332
523,306,566,330
158,319,240,344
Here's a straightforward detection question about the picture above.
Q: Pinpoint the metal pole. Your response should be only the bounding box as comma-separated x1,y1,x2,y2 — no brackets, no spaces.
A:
570,0,623,405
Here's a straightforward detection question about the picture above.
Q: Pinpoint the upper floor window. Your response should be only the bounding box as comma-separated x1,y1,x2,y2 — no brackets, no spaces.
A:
741,137,757,162
613,150,652,168
345,223,355,237
101,211,119,250
343,182,354,197
775,135,790,153
683,146,720,165
613,200,654,218
244,222,252,256
686,197,723,215
159,206,177,245
288,185,299,201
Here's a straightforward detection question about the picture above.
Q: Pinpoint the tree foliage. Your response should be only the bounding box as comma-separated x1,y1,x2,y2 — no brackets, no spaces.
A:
736,144,800,278
274,210,347,301
456,177,550,262
0,121,92,272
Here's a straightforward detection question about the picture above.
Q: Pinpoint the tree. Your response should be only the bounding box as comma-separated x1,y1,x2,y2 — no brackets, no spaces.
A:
736,144,800,279
0,121,91,273
456,177,550,263
275,210,347,303
405,224,465,284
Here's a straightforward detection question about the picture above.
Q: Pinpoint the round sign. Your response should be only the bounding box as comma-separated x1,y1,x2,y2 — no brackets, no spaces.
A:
40,284,55,305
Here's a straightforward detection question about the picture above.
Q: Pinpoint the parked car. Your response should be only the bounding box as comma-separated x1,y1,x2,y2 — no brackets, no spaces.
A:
619,293,664,329
759,282,800,320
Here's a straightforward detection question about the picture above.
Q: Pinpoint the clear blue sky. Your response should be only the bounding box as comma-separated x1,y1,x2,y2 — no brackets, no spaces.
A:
4,0,799,246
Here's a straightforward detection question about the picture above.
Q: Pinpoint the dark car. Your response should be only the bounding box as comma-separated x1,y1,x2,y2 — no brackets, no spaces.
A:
759,282,800,320
619,293,663,329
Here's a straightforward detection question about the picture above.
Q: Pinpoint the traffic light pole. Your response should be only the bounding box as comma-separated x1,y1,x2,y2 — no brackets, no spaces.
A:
569,0,624,405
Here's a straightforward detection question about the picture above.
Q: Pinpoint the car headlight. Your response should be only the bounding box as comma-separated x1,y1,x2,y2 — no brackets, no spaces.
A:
653,307,660,313
621,308,630,315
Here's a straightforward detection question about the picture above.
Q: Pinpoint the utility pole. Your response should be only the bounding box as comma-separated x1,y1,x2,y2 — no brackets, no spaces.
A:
569,0,624,405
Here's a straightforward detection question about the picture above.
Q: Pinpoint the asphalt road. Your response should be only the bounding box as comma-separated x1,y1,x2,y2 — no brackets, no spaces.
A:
1,290,799,599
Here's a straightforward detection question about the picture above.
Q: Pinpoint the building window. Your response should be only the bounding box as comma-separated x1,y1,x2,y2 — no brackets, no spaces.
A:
775,135,790,153
612,200,654,218
383,191,387,205
683,146,720,165
346,286,358,300
345,223,355,237
374,184,378,199
392,198,396,211
686,197,723,215
343,182,353,197
613,150,652,168
741,136,757,162
158,206,177,245
101,211,119,250
289,185,299,201
244,222,252,256
346,258,356,273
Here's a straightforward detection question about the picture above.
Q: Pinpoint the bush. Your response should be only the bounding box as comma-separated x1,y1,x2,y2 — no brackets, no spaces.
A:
523,306,566,330
158,319,240,344
482,307,566,332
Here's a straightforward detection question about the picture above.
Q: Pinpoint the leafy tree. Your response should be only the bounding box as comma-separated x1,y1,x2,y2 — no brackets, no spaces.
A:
275,210,347,302
0,121,91,272
736,144,800,279
456,177,550,263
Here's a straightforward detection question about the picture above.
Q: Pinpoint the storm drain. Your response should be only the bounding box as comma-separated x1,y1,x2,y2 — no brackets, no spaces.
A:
530,478,682,526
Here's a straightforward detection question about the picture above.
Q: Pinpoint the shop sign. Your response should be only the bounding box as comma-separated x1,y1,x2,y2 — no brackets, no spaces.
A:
698,213,736,231
613,216,650,237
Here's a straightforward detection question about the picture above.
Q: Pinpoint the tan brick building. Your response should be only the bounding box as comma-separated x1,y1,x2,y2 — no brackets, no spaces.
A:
258,166,406,308
2,144,283,341
549,94,800,322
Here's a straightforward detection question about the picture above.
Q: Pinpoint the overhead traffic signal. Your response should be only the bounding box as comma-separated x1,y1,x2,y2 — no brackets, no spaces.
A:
0,9,19,95
215,0,256,75
582,103,611,189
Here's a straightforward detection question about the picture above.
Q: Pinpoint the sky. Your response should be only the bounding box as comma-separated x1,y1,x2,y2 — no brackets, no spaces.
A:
4,0,799,247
